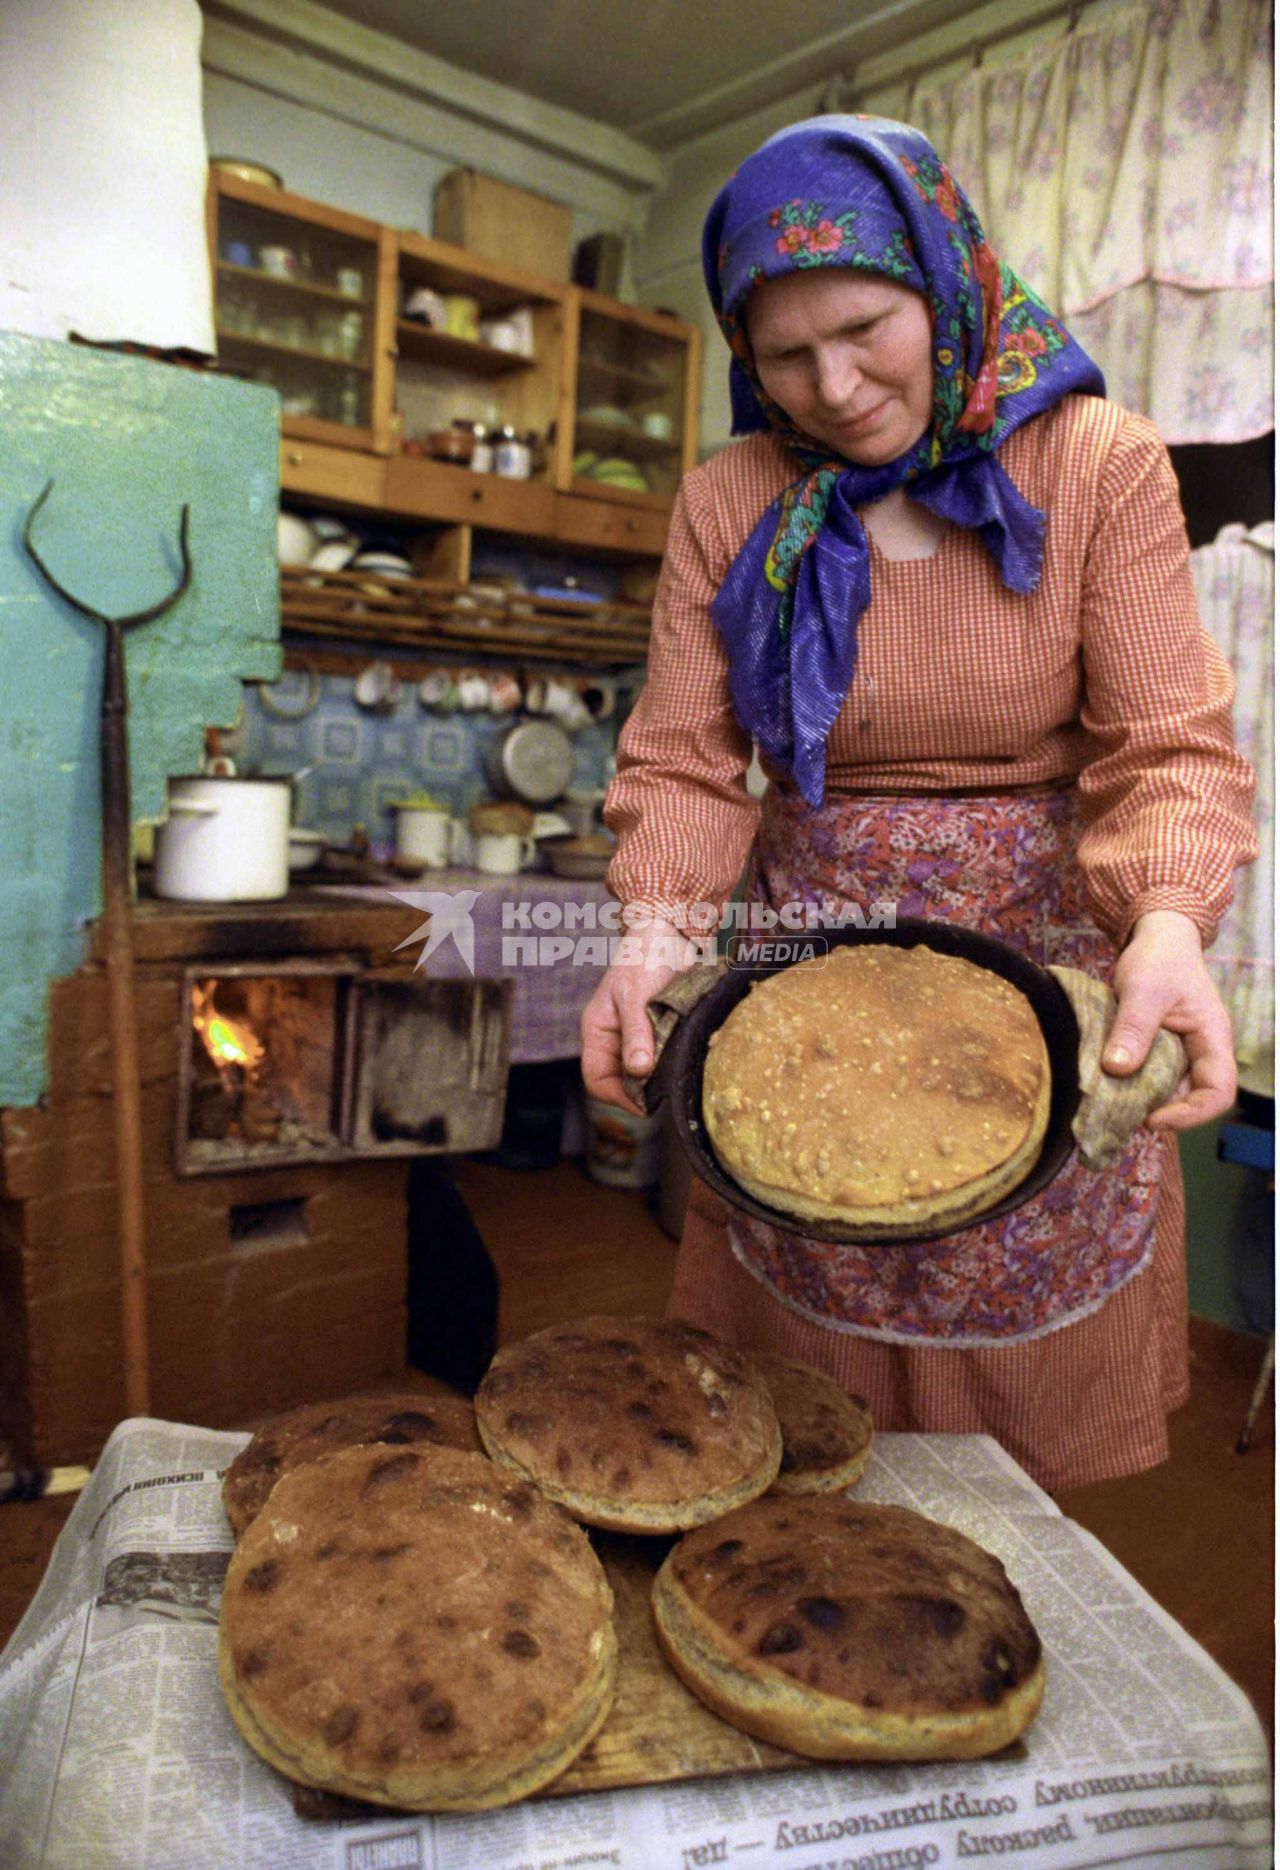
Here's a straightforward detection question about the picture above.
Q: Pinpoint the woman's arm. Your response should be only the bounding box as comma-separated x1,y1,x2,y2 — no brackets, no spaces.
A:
1104,908,1238,1127
1073,412,1257,1126
584,468,760,1109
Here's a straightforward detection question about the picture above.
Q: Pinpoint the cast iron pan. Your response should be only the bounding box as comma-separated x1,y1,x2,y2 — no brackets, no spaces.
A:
647,918,1081,1247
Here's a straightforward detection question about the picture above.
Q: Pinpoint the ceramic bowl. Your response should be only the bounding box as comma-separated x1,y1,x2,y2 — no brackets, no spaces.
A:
308,538,358,574
277,512,317,566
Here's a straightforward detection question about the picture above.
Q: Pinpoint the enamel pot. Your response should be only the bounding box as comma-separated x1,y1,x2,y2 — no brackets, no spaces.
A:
152,776,292,902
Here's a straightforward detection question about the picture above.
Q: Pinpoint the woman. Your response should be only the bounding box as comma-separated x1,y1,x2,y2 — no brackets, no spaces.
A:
581,116,1257,1492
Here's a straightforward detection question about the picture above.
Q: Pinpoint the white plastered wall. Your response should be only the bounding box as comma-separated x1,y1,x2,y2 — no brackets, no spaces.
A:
0,0,215,352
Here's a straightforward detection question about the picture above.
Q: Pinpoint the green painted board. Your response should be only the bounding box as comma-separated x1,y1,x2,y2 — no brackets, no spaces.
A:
0,330,281,1106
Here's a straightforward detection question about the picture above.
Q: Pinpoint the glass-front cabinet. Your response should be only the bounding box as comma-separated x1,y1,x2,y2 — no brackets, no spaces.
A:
208,174,396,451
207,171,703,535
391,230,567,483
563,289,702,507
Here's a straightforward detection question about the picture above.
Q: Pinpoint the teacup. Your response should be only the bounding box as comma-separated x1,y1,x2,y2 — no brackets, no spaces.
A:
455,670,492,711
354,660,402,713
534,678,591,730
475,830,536,875
260,245,297,278
527,676,579,721
580,681,616,722
488,671,523,714
393,806,467,870
419,670,460,712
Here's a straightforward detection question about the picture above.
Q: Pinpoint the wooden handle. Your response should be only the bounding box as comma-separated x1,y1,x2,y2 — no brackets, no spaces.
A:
100,623,150,1419
103,894,151,1418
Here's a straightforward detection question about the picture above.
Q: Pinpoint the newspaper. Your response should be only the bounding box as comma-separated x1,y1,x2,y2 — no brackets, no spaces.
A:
0,1418,1270,1870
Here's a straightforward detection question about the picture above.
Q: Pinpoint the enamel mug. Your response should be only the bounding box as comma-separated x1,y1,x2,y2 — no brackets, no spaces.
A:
393,806,466,870
475,830,536,875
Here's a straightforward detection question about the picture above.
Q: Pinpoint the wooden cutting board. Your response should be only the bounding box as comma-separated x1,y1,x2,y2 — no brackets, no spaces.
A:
291,1531,803,1822
554,1532,803,1794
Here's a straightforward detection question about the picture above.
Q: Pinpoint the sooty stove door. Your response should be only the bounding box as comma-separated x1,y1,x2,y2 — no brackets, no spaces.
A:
343,973,512,1155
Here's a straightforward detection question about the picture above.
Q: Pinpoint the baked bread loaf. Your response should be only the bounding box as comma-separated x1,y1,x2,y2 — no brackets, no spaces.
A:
702,944,1051,1232
475,1316,782,1532
218,1444,616,1810
222,1390,482,1538
751,1352,874,1494
652,1496,1044,1760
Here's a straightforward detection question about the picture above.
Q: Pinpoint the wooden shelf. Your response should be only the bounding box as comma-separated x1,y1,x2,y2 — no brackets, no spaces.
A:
216,262,371,308
394,321,534,376
217,329,372,373
280,566,650,667
567,476,677,514
574,419,680,460
577,355,672,397
397,228,565,312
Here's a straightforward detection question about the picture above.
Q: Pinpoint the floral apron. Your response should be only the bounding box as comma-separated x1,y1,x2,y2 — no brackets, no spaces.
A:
723,785,1163,1348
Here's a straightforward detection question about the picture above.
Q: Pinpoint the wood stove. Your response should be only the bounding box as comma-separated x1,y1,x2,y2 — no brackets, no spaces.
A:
0,891,511,1466
177,960,508,1174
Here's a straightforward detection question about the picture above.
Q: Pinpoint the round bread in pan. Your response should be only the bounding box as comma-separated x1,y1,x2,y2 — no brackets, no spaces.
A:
652,1496,1044,1761
218,1444,616,1810
474,1316,782,1532
702,944,1050,1232
222,1389,483,1538
750,1351,874,1494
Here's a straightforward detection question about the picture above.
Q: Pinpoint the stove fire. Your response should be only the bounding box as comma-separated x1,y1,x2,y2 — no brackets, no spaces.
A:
193,982,264,1079
190,982,278,1145
184,969,342,1169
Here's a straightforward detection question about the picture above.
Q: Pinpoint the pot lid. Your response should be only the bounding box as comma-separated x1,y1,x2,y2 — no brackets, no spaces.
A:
497,719,574,805
388,792,447,811
169,773,292,786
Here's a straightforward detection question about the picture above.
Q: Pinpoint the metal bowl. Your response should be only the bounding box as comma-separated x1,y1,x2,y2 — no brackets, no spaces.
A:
210,156,283,189
647,918,1081,1247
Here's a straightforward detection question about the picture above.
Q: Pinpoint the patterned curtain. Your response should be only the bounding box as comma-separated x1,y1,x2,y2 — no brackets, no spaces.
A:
910,0,1273,444
1190,522,1274,1064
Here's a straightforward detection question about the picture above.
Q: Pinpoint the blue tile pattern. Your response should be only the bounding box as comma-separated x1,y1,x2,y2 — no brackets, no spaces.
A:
238,665,634,856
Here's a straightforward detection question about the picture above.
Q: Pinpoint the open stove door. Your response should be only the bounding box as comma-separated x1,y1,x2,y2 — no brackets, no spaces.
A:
343,973,512,1157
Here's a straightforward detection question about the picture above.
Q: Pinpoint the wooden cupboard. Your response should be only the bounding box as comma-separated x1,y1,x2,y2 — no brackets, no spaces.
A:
207,169,702,563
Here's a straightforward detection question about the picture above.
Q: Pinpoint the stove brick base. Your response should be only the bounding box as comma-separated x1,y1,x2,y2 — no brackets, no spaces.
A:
0,965,410,1465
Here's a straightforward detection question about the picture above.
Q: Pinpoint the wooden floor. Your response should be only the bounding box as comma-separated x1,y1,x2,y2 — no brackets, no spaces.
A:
0,1158,1272,1752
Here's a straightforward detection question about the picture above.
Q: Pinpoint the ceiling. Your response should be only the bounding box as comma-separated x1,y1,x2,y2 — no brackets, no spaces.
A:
308,0,987,149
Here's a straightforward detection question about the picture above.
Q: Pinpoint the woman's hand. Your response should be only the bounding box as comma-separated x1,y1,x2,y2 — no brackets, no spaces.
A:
581,917,689,1114
1103,909,1237,1130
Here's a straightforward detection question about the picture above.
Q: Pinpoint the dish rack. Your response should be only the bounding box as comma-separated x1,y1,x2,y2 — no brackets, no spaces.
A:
280,567,651,666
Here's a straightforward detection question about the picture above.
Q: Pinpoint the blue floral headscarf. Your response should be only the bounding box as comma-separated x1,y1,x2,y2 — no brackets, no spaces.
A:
703,114,1105,807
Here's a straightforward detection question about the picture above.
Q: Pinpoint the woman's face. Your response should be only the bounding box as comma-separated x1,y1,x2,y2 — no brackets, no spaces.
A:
745,269,934,465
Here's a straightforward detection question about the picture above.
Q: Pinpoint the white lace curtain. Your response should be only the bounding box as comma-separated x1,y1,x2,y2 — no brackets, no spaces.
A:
910,0,1273,443
1190,523,1274,1065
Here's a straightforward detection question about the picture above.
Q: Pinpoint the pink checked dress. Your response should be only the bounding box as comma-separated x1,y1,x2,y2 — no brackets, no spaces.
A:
604,396,1257,1492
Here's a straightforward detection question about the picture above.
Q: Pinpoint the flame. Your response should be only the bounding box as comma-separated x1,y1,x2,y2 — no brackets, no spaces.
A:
193,982,264,1076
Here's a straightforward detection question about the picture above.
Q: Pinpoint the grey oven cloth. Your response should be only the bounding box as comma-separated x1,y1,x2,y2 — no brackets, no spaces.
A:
1048,965,1188,1169
624,958,729,1114
624,957,1188,1172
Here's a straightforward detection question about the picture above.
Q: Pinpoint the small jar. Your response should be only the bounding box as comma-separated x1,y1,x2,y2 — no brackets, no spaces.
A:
469,422,494,474
337,310,363,360
493,424,530,480
338,379,361,425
